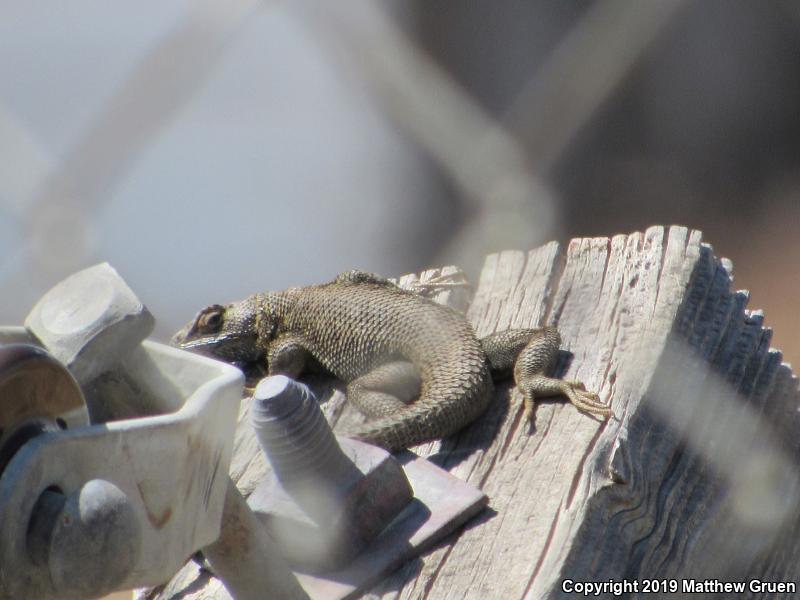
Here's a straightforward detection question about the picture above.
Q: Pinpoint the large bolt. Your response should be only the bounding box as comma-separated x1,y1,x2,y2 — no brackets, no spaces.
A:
201,480,310,600
25,263,154,385
24,263,156,421
250,375,414,571
27,479,141,600
251,376,360,520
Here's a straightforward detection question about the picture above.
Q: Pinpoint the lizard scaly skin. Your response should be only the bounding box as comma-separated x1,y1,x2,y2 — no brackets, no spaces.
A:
172,270,610,451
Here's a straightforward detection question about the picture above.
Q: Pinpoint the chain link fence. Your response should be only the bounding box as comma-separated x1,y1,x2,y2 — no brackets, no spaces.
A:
2,4,800,596
0,1,698,338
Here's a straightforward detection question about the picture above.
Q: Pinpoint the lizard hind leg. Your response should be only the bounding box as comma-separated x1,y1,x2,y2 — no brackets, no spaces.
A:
515,328,612,419
483,327,612,421
346,361,422,419
518,374,611,421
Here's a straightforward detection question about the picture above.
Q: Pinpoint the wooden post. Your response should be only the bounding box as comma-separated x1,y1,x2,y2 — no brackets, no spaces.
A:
149,225,800,599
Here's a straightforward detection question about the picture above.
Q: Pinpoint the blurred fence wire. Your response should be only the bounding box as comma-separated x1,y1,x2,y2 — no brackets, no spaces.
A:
27,0,262,273
290,0,690,271
0,0,262,307
507,0,689,171
1,0,799,593
0,0,690,301
290,0,556,272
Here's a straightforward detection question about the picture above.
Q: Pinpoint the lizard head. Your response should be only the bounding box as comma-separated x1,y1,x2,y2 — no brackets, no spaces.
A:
171,295,270,366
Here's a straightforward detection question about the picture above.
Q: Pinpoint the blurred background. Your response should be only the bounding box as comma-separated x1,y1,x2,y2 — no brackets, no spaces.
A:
1,0,799,365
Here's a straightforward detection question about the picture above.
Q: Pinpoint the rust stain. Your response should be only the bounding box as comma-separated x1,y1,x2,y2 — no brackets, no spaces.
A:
184,475,195,502
135,480,173,529
146,505,172,529
204,448,223,508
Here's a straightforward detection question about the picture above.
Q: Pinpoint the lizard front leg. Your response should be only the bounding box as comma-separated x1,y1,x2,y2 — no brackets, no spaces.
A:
481,327,612,421
268,333,423,421
266,335,314,379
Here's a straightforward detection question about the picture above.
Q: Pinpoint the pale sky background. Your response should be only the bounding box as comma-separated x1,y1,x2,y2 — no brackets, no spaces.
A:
0,2,447,338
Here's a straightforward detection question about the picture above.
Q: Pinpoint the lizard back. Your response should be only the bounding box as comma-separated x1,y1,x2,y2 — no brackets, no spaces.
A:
283,280,493,449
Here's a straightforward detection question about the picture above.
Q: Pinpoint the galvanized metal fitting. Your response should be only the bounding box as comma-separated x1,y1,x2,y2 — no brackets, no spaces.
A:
0,265,243,599
249,375,414,572
251,375,358,501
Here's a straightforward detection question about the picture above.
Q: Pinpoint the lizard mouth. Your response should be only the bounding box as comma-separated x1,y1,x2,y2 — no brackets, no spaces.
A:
171,332,238,355
172,332,263,368
173,334,266,386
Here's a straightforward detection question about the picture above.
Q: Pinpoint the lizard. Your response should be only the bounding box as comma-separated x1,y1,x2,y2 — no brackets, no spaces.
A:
171,270,611,451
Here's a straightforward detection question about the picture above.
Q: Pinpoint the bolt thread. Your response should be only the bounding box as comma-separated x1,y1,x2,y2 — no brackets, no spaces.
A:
251,376,354,488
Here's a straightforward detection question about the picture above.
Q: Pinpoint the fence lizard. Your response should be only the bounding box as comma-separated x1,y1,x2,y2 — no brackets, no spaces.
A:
172,270,611,451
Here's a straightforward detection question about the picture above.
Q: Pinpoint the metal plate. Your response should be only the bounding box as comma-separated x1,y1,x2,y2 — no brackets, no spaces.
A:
0,339,243,599
296,450,488,600
162,449,488,600
0,344,89,475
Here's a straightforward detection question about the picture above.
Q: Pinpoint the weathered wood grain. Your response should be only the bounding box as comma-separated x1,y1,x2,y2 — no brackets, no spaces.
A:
148,226,800,600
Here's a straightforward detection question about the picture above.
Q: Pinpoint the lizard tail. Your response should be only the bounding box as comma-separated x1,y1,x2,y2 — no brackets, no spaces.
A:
347,367,494,452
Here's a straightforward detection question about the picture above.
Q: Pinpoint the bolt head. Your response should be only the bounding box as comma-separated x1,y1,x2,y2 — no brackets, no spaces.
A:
25,263,154,383
48,479,141,598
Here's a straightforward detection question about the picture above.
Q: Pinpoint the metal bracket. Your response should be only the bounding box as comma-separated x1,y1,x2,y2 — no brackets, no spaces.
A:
0,327,243,599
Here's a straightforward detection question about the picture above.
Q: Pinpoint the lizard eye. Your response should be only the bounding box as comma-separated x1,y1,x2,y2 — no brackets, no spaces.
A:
196,306,224,333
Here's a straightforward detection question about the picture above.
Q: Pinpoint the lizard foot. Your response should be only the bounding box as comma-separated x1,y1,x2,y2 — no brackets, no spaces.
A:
521,376,613,421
